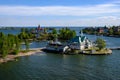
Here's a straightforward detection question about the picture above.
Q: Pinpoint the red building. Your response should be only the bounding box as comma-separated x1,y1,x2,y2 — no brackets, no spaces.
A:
37,25,42,31
98,28,104,34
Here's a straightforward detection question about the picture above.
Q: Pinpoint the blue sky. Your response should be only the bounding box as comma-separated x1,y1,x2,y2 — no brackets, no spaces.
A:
0,0,115,6
0,0,120,26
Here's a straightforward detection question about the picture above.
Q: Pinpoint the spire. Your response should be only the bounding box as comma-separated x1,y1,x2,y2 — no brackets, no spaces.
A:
80,29,83,37
38,24,40,28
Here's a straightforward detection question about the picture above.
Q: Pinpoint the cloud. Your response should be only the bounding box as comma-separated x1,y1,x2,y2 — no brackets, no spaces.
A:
0,15,120,26
0,2,120,26
0,3,120,16
97,16,120,20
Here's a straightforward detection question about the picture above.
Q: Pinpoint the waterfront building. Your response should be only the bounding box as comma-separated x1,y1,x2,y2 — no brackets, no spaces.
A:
69,30,93,50
45,40,69,53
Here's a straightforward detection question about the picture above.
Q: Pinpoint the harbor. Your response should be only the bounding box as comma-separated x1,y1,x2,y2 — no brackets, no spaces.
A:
0,27,120,80
0,0,120,79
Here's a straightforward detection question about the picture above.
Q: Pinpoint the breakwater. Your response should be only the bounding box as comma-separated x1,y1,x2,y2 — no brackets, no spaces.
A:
109,47,120,50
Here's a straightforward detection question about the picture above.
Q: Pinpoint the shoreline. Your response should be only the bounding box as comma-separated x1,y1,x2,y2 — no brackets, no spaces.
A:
0,48,44,63
84,33,120,38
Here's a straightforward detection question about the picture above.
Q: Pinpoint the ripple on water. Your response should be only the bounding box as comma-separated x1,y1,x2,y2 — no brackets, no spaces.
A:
0,51,120,80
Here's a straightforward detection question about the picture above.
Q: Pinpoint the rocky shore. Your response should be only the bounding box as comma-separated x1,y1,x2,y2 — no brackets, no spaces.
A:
80,49,112,55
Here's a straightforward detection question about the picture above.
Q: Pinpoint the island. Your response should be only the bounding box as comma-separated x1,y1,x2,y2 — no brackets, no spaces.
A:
82,25,120,37
0,25,113,63
45,30,112,55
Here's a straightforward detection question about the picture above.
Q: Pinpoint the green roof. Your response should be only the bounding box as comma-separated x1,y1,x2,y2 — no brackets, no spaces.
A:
70,36,86,43
81,36,85,42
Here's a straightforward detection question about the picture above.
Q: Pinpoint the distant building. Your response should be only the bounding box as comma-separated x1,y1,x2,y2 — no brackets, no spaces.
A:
36,25,44,38
114,26,120,32
103,26,109,34
98,28,104,34
69,30,93,50
36,25,43,32
45,40,69,53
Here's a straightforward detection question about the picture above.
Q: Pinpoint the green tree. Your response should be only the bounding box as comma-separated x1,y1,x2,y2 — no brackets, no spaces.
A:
25,40,29,51
14,36,21,54
96,38,106,50
52,28,58,40
21,28,26,32
7,34,15,50
0,33,21,57
52,28,57,34
18,32,29,40
59,28,76,40
1,36,9,57
43,27,48,34
108,28,113,35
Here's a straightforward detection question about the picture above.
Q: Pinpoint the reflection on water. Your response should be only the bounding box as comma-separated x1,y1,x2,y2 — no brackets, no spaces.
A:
0,51,120,80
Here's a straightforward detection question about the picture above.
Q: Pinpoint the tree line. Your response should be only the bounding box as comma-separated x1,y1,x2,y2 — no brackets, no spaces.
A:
0,32,21,57
38,27,76,41
0,28,35,58
83,26,120,37
0,27,76,58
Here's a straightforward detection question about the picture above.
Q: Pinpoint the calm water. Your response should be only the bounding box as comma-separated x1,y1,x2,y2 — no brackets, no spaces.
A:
0,51,120,80
0,29,20,35
0,27,120,80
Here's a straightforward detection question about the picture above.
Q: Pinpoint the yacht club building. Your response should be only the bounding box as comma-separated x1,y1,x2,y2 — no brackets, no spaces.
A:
69,30,93,50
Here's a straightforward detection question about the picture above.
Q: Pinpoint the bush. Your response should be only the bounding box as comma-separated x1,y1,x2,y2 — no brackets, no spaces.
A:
96,38,106,50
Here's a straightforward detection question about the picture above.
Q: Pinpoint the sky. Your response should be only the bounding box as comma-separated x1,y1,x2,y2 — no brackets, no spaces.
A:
0,0,120,27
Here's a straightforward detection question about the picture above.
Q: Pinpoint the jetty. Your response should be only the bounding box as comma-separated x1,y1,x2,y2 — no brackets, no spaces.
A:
109,47,120,50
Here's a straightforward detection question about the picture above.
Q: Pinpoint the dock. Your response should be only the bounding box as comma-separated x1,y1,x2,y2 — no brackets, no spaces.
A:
109,47,120,50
